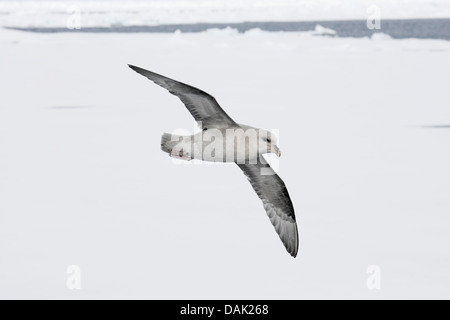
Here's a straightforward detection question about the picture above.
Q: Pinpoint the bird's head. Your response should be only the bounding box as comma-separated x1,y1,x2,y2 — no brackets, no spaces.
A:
259,129,281,157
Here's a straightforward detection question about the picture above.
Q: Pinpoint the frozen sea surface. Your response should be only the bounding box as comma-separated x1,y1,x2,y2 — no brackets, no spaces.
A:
1,0,450,28
8,19,450,41
0,26,450,299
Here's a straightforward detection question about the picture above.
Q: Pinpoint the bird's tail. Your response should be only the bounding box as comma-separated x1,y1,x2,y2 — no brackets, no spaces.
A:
161,133,183,154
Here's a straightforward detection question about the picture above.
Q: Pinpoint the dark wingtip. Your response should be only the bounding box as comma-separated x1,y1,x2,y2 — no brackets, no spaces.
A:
291,223,300,258
128,64,151,78
128,64,139,71
290,246,298,258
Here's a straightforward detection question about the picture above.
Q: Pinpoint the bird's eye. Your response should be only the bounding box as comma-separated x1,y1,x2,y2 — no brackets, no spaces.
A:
266,138,271,143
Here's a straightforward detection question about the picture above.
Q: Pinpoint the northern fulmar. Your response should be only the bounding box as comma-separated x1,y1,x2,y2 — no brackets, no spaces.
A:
129,65,299,257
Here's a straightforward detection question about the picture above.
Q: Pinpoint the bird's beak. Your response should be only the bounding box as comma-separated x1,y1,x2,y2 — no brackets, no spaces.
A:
274,146,281,157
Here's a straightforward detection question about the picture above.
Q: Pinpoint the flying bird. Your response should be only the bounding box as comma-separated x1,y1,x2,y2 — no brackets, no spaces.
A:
129,65,299,257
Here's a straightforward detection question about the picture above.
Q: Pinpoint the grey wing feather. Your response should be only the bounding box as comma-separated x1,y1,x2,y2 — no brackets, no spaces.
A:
237,161,299,257
128,65,237,129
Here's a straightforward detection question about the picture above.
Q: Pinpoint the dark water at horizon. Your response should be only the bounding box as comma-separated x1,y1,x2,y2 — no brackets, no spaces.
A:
5,18,450,41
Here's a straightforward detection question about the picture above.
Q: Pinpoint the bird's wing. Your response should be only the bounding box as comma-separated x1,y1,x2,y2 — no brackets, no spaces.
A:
129,65,237,129
237,160,299,257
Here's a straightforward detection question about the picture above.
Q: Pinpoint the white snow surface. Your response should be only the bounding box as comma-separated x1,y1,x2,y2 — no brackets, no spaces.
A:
0,0,449,27
1,27,450,299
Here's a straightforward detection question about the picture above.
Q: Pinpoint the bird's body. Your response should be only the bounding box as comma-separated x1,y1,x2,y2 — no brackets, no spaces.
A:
129,65,299,257
161,125,274,163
